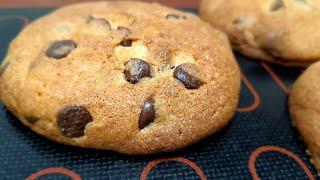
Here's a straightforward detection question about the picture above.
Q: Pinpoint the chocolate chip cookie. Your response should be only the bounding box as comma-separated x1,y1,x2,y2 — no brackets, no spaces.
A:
289,61,320,172
200,0,320,67
0,1,240,154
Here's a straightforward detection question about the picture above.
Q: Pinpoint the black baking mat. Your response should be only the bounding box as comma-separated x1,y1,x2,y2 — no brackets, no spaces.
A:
0,8,319,179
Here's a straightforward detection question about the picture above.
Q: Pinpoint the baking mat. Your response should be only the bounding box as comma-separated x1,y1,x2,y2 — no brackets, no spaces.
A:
0,8,319,180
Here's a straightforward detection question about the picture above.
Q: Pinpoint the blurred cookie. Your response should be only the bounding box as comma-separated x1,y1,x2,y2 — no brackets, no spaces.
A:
200,0,320,67
0,1,240,154
289,61,320,172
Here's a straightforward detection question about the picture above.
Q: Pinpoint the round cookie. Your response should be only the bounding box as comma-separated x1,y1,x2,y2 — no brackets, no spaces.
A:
0,1,240,154
289,61,320,173
200,0,320,67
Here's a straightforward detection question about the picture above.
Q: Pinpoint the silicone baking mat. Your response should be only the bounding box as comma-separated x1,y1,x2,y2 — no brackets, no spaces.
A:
0,6,319,180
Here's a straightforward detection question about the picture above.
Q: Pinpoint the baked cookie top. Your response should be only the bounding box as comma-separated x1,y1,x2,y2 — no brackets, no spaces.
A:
289,61,320,172
0,1,240,154
200,0,320,67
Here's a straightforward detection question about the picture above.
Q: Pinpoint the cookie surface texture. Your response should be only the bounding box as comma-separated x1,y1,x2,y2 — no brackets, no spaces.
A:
0,1,240,154
289,61,320,172
200,0,320,67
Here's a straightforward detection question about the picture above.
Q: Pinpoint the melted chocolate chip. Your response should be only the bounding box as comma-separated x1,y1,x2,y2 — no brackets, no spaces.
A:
86,16,111,30
0,61,10,76
120,38,133,47
139,99,155,129
270,0,284,11
46,40,77,59
25,116,39,124
174,63,203,89
117,26,132,35
57,105,92,138
124,58,152,84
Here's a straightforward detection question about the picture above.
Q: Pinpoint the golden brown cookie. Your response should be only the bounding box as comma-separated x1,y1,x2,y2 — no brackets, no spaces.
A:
0,1,240,154
200,0,320,67
289,61,320,172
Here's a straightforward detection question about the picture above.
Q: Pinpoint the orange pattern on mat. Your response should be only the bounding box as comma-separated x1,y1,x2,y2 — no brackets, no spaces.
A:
140,157,207,180
249,146,315,180
237,73,261,112
27,167,82,180
261,62,290,94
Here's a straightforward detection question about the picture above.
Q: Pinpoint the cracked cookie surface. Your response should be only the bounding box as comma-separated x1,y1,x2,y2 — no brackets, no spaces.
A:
200,0,320,67
0,1,240,154
289,61,320,173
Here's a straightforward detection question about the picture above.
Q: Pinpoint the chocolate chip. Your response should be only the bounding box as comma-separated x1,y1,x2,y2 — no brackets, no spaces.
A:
86,16,111,30
270,0,284,11
120,38,133,47
117,26,132,35
174,63,203,89
57,105,92,138
139,99,155,129
232,18,242,25
124,58,152,84
46,40,77,59
0,61,10,76
25,116,39,124
86,16,94,23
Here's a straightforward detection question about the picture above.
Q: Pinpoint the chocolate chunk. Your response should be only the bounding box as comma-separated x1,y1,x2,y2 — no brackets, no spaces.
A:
124,58,152,84
120,38,133,47
86,16,111,30
46,40,77,59
139,99,155,129
117,26,132,35
174,63,203,89
270,0,284,11
0,61,10,76
57,105,93,138
25,116,39,124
